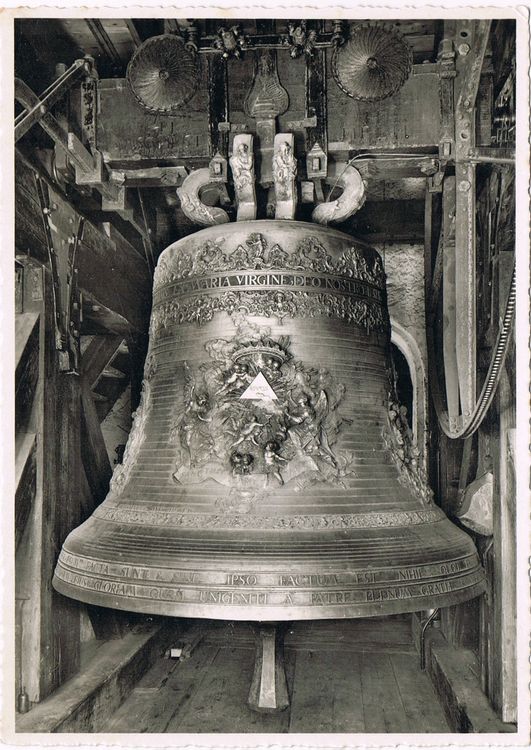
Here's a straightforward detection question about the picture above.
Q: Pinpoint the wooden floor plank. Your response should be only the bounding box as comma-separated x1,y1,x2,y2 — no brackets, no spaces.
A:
100,618,451,735
390,652,451,733
289,651,365,733
287,616,414,648
105,643,219,733
360,652,411,733
134,654,181,690
168,646,292,733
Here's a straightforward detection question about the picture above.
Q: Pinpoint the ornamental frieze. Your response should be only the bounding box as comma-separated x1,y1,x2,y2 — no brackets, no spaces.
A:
149,289,387,332
94,505,444,530
154,233,385,290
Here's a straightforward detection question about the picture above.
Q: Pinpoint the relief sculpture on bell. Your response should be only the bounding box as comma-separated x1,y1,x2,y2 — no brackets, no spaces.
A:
153,233,385,286
53,220,486,622
151,231,388,332
107,379,152,498
170,325,355,501
382,393,433,506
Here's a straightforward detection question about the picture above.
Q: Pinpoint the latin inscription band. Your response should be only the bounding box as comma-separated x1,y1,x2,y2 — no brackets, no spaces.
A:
56,565,485,607
153,271,384,307
58,552,478,589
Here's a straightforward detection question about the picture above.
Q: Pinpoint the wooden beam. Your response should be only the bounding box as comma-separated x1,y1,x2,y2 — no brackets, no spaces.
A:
80,377,113,510
327,155,439,180
85,19,123,66
41,272,83,697
15,152,152,334
79,336,122,508
426,630,515,732
17,269,82,702
208,54,229,157
491,368,516,722
441,176,460,426
15,432,37,552
15,312,40,433
454,20,491,419
16,623,173,732
125,19,142,48
424,185,434,302
81,334,123,389
305,47,327,154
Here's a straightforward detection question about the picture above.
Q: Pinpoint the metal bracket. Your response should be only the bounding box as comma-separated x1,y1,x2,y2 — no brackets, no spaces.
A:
437,38,456,162
420,608,440,670
35,175,84,374
427,169,445,193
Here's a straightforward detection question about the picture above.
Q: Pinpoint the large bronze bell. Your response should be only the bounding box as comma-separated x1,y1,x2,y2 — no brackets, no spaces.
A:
54,221,485,622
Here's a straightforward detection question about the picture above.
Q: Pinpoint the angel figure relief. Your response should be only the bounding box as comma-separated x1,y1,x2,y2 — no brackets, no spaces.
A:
170,362,214,469
170,331,355,492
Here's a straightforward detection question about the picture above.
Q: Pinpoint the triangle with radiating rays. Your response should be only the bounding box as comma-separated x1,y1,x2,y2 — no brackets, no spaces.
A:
240,372,278,401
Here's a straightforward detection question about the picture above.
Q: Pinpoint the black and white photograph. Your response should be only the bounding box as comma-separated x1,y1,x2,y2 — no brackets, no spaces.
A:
1,6,529,747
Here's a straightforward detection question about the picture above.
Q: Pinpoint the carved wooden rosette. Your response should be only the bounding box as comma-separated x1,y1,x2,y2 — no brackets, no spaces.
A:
54,221,485,622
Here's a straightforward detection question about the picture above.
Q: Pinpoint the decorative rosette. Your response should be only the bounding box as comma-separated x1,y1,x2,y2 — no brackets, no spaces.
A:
332,22,412,102
127,34,200,113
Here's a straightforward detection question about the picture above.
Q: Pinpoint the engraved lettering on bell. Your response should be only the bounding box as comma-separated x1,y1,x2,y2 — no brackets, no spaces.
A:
151,231,388,332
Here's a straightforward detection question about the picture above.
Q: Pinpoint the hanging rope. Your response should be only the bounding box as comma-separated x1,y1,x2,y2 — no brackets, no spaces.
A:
428,264,516,439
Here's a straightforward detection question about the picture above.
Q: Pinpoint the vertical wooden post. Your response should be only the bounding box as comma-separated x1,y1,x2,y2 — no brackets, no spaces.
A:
491,367,516,721
248,624,289,713
441,176,460,426
17,269,82,702
453,20,491,421
40,270,82,695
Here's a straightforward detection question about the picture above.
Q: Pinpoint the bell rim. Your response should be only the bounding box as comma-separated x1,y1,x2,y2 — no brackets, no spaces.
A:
52,572,486,622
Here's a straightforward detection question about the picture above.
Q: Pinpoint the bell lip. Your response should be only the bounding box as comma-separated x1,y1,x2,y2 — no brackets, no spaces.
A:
52,573,485,621
156,219,377,263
